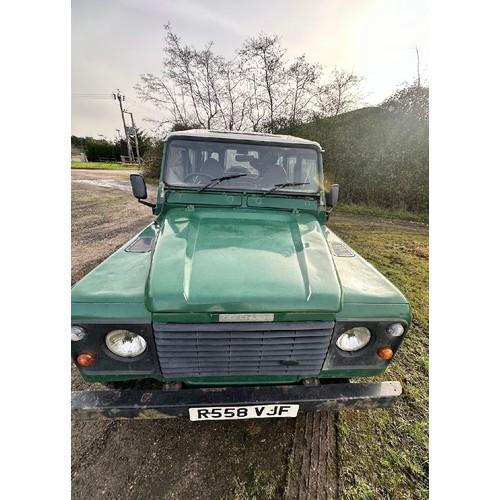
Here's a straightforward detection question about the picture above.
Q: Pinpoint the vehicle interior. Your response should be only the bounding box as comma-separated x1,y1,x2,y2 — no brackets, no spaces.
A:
165,139,320,193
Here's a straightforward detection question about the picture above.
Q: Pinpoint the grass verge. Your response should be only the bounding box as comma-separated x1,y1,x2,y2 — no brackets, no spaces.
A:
71,161,138,170
328,217,429,499
335,203,428,223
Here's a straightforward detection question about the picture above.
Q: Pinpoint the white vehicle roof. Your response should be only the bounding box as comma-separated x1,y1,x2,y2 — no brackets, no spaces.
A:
163,129,322,149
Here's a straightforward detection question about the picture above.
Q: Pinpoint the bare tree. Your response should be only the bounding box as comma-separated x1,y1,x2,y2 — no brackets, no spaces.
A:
239,63,266,132
415,47,421,88
136,24,226,130
315,68,365,117
216,58,247,131
238,34,287,133
135,71,190,130
286,55,323,124
192,43,224,128
136,24,365,133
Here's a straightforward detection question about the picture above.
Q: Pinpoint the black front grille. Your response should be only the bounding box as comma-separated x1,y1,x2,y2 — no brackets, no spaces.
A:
153,321,334,377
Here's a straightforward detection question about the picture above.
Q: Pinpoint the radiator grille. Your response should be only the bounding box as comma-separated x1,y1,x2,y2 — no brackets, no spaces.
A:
153,321,334,377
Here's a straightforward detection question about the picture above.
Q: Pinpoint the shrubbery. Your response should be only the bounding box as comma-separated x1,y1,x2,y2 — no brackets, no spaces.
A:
279,84,429,214
141,141,164,180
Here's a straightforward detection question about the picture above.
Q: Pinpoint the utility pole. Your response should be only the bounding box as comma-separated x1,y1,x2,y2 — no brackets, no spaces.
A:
113,89,134,163
124,110,141,165
415,47,421,88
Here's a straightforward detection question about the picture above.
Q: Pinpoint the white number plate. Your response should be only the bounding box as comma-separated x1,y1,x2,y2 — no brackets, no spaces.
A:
189,404,299,421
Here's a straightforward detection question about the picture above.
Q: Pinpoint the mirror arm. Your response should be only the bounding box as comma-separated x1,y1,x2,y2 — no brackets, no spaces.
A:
137,199,156,213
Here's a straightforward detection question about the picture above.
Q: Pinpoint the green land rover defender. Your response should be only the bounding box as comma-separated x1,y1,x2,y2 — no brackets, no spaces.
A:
71,130,410,421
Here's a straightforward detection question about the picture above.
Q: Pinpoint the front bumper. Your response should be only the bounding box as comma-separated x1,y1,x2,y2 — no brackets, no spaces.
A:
71,381,402,420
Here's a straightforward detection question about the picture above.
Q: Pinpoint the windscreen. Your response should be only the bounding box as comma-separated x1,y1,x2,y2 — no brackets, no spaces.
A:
164,139,321,194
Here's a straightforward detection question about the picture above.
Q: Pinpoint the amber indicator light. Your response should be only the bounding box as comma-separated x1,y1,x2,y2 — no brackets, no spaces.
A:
77,352,97,366
377,346,394,360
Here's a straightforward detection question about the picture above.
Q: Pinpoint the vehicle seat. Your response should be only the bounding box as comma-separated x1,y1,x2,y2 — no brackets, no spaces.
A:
259,164,287,188
200,158,224,179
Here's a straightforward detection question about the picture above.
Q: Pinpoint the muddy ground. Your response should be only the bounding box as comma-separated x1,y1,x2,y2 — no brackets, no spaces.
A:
71,169,426,500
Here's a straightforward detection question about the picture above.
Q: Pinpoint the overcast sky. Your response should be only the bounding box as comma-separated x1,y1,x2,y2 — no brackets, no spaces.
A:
72,0,428,140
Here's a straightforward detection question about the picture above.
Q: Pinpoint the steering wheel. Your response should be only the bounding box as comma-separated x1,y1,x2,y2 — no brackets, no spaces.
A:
182,172,214,183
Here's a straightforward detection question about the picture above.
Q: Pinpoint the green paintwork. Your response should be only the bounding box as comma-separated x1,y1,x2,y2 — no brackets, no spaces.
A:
80,369,385,385
166,191,320,213
71,131,411,386
72,224,158,321
246,195,319,211
166,191,243,206
324,227,411,310
71,212,409,322
145,208,341,314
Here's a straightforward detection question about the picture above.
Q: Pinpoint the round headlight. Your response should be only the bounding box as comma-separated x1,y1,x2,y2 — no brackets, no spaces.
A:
387,323,405,337
71,326,87,341
336,327,371,352
105,330,147,358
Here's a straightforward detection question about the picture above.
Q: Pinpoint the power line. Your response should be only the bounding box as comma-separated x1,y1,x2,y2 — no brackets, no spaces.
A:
72,93,162,117
72,94,114,99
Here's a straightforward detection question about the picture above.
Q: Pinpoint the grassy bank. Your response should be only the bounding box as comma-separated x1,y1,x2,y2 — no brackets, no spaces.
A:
71,161,138,170
335,203,428,224
328,216,429,499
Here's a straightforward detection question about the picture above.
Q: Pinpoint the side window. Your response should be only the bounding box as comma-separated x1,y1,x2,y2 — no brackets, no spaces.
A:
188,149,197,171
287,156,298,182
169,147,184,168
167,146,200,183
225,149,259,175
201,151,219,160
168,147,187,183
301,159,316,184
289,156,316,184
201,151,221,169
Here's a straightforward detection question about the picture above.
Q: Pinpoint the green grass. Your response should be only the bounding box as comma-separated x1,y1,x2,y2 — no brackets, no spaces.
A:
230,465,281,500
329,218,429,499
335,203,428,223
71,161,138,170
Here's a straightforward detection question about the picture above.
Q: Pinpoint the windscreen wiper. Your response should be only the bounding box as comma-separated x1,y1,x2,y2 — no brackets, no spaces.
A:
264,182,310,195
197,173,248,192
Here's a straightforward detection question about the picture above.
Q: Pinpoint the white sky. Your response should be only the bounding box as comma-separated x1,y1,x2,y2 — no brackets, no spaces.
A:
71,0,428,139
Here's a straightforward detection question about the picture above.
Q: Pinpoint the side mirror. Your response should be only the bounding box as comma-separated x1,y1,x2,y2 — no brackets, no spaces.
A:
326,184,339,208
130,174,156,212
130,174,147,200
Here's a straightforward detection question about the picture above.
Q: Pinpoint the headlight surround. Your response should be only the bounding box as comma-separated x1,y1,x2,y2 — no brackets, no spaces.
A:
387,322,405,337
105,329,147,358
71,326,87,341
335,327,371,352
